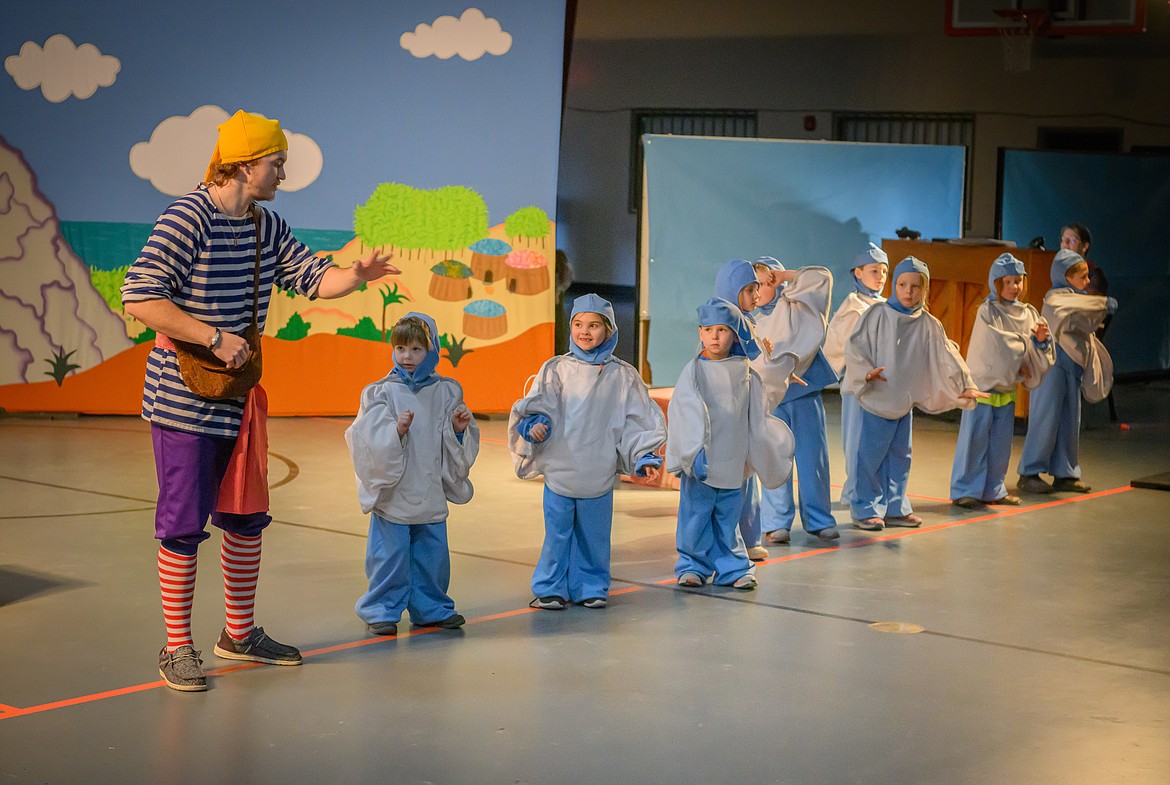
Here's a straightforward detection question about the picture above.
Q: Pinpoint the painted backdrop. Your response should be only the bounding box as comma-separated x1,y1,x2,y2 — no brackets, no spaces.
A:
0,1,565,414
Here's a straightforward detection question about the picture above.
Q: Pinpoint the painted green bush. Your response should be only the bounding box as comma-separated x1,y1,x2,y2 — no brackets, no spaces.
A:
337,316,385,342
44,348,80,386
276,312,311,340
90,266,129,311
439,333,474,367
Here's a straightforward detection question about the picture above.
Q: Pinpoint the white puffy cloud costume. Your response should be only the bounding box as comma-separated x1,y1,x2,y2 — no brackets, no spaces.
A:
666,298,793,586
508,294,666,603
950,254,1055,504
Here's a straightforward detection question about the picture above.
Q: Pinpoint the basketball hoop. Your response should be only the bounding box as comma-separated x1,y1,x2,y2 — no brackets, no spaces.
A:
994,8,1050,73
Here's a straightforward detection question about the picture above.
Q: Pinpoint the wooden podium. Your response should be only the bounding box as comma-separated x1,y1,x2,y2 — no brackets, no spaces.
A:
881,239,1055,416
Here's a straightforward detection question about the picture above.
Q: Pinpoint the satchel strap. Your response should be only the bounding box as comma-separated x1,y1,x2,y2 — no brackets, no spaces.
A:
249,207,262,328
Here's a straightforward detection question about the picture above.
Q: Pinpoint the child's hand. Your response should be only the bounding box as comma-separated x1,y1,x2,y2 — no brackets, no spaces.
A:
396,409,414,437
959,388,989,401
865,367,887,383
790,372,808,387
640,466,662,483
1033,321,1050,343
761,337,774,355
528,422,549,442
453,408,471,434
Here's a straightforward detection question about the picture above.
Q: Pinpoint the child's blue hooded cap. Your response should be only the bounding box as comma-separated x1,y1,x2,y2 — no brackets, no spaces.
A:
753,256,785,315
988,253,1027,301
391,312,441,392
713,259,758,305
852,242,889,271
851,242,889,296
568,293,618,364
754,256,785,273
697,297,758,359
1051,248,1086,292
888,256,930,314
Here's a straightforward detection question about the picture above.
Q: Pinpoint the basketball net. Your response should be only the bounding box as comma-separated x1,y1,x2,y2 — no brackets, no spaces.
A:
995,8,1050,73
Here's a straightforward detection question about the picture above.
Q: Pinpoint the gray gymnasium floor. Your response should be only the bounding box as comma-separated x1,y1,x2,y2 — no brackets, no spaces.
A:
2,385,1169,785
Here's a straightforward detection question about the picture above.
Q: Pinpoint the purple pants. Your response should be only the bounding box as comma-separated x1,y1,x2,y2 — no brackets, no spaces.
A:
151,424,271,555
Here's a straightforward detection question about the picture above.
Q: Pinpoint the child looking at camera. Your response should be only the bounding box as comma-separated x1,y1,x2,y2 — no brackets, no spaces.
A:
345,313,479,636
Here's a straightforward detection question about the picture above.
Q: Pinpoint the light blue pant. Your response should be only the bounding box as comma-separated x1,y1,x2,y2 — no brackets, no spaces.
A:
676,475,754,585
839,393,863,505
531,487,614,602
356,515,455,626
850,408,914,521
950,400,1015,502
762,393,836,533
1018,349,1083,479
736,476,762,548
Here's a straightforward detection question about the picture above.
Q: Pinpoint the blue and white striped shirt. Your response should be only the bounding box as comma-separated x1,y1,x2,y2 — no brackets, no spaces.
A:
122,187,334,438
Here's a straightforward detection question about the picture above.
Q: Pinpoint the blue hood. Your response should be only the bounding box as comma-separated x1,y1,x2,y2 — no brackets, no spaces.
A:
568,293,618,364
888,256,930,315
851,242,888,296
713,258,758,306
988,253,1027,302
391,311,441,392
697,297,758,359
1051,248,1086,293
753,255,785,316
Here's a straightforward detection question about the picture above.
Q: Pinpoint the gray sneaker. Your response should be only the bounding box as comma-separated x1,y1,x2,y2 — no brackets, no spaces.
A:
213,626,302,665
159,645,207,692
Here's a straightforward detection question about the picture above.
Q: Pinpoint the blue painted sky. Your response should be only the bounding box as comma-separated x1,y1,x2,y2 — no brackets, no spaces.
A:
0,0,565,230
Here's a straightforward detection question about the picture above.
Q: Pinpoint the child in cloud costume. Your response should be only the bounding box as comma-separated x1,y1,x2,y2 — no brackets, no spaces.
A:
843,257,982,530
751,256,840,543
1016,249,1116,494
509,294,666,610
667,298,794,589
823,243,889,505
949,254,1055,508
712,259,772,560
345,313,479,633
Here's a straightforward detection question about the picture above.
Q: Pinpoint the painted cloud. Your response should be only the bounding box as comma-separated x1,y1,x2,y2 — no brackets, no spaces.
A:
401,8,512,61
4,34,120,103
129,105,323,196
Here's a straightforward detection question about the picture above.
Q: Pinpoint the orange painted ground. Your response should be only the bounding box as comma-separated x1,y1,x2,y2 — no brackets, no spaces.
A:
0,323,552,416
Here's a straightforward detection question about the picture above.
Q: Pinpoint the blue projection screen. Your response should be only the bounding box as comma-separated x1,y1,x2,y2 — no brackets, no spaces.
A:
1000,149,1170,375
642,135,964,387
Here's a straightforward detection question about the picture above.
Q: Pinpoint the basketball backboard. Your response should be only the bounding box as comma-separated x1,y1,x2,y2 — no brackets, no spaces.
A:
945,0,1146,35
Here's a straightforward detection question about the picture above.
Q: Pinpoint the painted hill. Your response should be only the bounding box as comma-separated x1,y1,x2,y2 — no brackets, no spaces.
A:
0,323,551,415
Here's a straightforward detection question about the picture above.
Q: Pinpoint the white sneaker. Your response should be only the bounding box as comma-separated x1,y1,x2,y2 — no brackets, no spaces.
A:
732,574,758,591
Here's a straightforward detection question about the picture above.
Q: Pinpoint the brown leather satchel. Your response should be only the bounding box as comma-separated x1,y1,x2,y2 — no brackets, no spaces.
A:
171,208,264,401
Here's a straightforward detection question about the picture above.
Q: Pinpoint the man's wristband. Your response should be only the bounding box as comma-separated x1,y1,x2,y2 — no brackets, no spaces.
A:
208,328,222,350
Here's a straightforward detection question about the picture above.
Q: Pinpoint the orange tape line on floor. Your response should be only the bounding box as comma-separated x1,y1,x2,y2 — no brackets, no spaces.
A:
0,485,1134,722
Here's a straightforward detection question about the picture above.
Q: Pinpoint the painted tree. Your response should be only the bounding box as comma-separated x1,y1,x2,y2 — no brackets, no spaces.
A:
354,183,489,260
380,283,410,340
423,186,489,256
354,183,418,253
504,206,551,247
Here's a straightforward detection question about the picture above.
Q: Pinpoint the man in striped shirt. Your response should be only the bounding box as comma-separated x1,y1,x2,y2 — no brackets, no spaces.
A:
123,110,398,691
